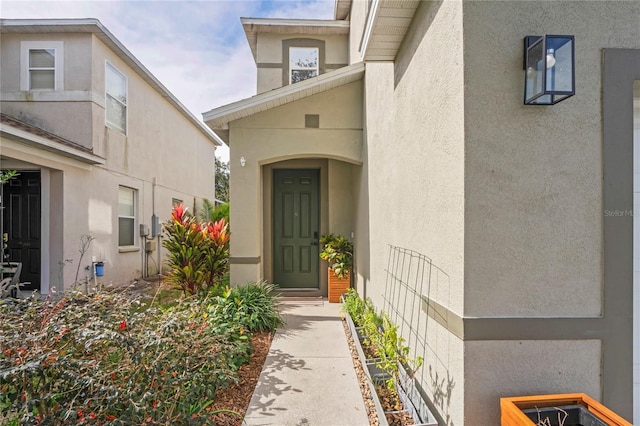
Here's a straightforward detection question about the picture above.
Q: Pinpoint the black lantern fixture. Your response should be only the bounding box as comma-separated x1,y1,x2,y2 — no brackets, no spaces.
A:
524,35,575,105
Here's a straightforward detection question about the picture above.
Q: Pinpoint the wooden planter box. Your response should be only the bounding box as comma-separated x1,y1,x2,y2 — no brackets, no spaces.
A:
328,268,350,303
500,393,632,426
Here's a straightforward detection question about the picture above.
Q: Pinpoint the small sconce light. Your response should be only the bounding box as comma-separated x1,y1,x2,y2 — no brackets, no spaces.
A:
240,156,246,167
524,35,575,105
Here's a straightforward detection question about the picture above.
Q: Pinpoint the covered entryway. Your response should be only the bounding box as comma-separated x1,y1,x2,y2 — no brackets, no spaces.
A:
203,63,364,294
1,170,41,292
272,168,320,289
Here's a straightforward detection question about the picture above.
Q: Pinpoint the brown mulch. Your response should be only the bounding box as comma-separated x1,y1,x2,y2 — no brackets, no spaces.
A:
207,332,273,426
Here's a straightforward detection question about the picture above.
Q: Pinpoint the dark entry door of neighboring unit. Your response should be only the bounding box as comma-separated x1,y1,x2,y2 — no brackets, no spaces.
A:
273,169,320,289
2,171,41,291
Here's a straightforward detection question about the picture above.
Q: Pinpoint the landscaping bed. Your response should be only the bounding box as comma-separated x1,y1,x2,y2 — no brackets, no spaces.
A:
341,289,437,426
0,281,281,425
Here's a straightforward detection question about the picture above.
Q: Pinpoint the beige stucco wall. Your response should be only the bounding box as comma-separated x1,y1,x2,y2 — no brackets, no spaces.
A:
358,1,467,423
227,81,362,288
1,30,217,290
458,2,640,422
0,33,95,148
256,32,349,93
465,340,602,422
463,0,640,319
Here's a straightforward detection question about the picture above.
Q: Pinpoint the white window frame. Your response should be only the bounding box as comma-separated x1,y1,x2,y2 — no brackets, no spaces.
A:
118,186,137,248
289,47,319,84
105,61,128,134
20,41,64,91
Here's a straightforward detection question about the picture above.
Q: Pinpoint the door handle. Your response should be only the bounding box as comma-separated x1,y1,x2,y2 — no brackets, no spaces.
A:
313,231,319,239
311,241,319,246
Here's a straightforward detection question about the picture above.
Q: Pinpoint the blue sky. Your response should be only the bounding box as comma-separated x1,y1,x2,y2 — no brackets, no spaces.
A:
1,0,335,160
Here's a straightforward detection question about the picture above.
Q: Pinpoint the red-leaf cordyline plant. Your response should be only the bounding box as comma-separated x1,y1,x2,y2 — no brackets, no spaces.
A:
163,203,230,296
202,219,230,291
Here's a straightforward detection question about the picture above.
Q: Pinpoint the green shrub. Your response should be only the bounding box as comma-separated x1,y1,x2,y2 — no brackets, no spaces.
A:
342,288,367,326
0,287,249,424
208,282,284,333
199,199,229,224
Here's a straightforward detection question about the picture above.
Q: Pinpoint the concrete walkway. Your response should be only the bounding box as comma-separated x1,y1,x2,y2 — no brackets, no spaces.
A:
244,297,369,426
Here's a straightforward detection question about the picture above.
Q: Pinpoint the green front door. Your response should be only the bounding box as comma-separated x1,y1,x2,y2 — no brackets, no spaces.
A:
273,169,320,289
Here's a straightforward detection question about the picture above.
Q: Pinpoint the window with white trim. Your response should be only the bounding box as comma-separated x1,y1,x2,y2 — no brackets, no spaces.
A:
20,41,64,91
289,47,319,83
118,186,136,247
106,62,127,133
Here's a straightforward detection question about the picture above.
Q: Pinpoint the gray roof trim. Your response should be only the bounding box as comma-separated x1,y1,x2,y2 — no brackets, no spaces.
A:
241,17,349,61
0,18,223,147
202,62,365,142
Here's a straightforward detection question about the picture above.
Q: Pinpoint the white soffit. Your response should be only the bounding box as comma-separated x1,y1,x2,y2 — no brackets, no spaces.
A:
361,0,420,61
203,62,365,137
0,19,222,147
241,18,350,61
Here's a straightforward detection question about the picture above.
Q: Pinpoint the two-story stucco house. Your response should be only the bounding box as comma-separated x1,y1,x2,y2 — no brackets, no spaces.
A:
204,1,639,424
0,19,221,294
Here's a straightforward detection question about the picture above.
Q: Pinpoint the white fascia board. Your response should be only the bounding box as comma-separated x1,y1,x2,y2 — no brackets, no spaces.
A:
202,62,365,129
240,18,350,30
359,0,380,60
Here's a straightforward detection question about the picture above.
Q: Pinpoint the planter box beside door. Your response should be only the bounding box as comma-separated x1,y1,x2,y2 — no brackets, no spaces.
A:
328,268,350,303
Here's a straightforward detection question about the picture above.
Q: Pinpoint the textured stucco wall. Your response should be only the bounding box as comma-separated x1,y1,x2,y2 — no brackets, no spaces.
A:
227,81,362,288
460,2,640,424
465,340,601,424
1,30,217,289
1,33,95,147
359,1,466,424
256,32,349,93
463,0,640,318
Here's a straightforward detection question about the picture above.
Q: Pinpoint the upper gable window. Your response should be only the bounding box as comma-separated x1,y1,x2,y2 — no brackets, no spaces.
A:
20,41,64,91
105,61,127,134
289,47,319,84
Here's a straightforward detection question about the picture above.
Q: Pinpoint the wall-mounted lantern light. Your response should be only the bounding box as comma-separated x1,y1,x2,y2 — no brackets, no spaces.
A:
240,156,246,167
524,35,575,105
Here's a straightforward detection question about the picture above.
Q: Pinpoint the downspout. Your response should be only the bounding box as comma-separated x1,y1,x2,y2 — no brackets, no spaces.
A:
154,177,161,276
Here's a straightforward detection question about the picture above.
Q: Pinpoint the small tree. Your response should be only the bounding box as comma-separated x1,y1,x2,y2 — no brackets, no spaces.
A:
199,199,229,224
215,157,229,203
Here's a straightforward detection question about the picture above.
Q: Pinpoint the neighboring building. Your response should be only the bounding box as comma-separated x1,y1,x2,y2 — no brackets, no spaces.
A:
204,1,639,424
0,19,221,293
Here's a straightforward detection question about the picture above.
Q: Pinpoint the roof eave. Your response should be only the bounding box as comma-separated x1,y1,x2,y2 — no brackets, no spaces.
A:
203,62,365,143
360,0,420,61
240,18,350,62
1,122,106,165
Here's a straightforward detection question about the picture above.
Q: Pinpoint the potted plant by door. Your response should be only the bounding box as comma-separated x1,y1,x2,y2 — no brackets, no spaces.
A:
319,234,353,303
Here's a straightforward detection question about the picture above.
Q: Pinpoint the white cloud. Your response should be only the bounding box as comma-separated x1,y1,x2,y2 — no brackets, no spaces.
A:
1,0,335,161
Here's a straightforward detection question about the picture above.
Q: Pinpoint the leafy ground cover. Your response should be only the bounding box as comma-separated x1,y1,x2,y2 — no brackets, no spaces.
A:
0,281,281,425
